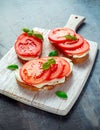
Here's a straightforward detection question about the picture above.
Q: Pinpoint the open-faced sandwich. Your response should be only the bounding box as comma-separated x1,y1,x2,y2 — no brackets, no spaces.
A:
15,57,73,91
14,28,44,63
48,27,90,63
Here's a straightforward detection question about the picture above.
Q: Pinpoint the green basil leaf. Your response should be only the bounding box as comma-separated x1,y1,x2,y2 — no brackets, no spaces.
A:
64,34,77,40
34,33,44,40
42,62,50,70
27,30,34,36
7,64,18,70
48,50,58,56
48,58,56,64
22,28,30,33
55,91,68,99
42,58,56,70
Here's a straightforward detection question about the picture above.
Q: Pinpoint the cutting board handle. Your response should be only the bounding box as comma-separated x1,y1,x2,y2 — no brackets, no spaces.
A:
65,14,86,32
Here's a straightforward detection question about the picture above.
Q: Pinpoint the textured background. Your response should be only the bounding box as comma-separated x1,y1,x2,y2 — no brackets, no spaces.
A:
0,0,100,130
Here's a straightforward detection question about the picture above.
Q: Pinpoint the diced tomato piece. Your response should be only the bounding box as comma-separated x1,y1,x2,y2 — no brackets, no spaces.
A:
15,33,42,57
48,28,75,43
64,40,90,55
20,59,51,85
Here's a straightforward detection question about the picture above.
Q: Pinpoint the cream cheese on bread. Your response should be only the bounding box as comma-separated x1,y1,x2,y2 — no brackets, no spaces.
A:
15,57,73,88
18,55,40,61
73,51,89,58
15,69,65,88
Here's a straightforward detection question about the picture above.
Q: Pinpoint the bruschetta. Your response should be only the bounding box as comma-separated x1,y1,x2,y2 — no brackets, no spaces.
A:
15,57,73,91
48,27,90,63
14,28,43,63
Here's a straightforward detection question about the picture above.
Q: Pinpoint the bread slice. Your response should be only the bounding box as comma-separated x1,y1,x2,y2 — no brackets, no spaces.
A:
17,55,41,64
63,53,89,64
48,27,90,64
14,31,43,64
15,57,73,91
15,71,72,91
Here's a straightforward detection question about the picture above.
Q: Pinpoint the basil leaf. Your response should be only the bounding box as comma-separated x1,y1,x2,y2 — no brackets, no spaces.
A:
7,64,18,70
65,34,77,40
28,30,34,36
42,58,56,70
48,50,58,56
55,91,68,99
42,62,50,70
22,28,30,33
34,33,44,40
48,58,56,64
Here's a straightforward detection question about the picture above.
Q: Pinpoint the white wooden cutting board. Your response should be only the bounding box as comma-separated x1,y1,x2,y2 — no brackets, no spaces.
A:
0,15,98,115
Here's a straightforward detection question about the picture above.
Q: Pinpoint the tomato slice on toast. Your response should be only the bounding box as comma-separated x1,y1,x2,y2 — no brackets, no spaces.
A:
48,28,75,43
15,33,42,57
56,34,84,50
20,59,51,85
64,40,90,55
58,58,71,78
49,57,64,79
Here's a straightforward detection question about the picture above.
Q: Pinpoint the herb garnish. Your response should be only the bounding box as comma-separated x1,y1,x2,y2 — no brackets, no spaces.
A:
55,91,68,99
64,34,77,40
22,28,44,40
42,58,56,70
7,64,18,70
48,50,58,56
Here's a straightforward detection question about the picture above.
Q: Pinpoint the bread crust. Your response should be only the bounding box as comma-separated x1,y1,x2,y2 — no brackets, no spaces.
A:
16,72,72,91
64,53,89,64
17,56,40,64
17,56,28,64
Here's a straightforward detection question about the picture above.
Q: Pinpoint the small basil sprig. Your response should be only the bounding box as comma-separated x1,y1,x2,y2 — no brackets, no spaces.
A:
42,58,56,70
55,91,68,99
22,28,44,40
48,50,58,57
34,33,44,40
7,64,18,70
64,34,77,40
22,28,30,33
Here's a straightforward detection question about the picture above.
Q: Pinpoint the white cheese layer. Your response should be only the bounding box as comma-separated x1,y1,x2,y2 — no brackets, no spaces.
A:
15,69,65,88
73,51,89,58
15,57,73,88
18,55,39,61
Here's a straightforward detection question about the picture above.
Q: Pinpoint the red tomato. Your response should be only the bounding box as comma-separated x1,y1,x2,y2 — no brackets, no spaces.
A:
58,58,71,78
48,28,75,43
48,57,64,79
20,59,51,85
15,33,42,57
56,33,84,50
64,40,90,55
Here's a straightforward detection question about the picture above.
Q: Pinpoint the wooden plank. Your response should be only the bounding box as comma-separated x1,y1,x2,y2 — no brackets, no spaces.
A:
0,27,98,115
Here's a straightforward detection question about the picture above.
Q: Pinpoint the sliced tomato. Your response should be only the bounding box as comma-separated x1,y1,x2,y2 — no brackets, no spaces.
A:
58,58,71,78
48,28,75,43
48,57,64,79
20,59,51,85
56,33,84,50
64,40,90,55
15,33,42,57
17,33,27,41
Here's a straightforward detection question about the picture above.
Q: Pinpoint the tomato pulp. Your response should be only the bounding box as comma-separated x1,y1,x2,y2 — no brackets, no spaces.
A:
15,33,42,58
20,59,51,85
48,28,75,43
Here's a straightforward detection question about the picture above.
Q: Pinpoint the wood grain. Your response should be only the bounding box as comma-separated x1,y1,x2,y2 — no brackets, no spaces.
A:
0,27,98,115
